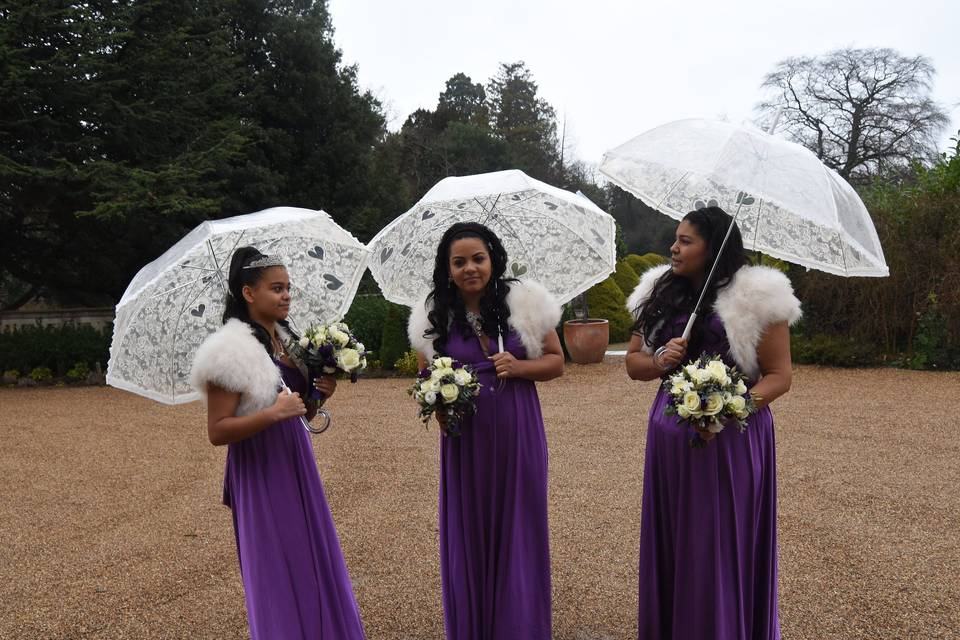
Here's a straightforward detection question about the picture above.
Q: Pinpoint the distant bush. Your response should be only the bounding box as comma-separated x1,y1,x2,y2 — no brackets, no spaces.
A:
611,259,639,295
343,294,391,358
30,366,53,382
790,333,878,368
0,324,111,375
624,253,668,278
67,362,91,380
585,276,633,342
394,349,420,376
379,303,411,369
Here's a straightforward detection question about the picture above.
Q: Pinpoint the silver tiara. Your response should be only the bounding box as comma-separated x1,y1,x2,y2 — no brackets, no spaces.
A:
242,255,286,270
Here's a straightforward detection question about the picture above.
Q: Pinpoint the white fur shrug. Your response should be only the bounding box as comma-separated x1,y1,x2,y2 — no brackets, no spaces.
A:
408,280,562,361
626,265,802,380
189,319,304,416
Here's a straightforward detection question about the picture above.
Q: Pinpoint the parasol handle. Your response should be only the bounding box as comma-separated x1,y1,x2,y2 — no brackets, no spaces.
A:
280,379,330,435
681,311,698,342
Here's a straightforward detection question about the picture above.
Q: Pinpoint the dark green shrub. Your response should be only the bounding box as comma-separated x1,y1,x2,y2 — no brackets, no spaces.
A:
343,294,391,357
30,366,53,382
379,303,411,369
611,259,640,295
67,362,91,380
585,276,633,342
790,333,878,368
0,323,111,375
624,252,668,278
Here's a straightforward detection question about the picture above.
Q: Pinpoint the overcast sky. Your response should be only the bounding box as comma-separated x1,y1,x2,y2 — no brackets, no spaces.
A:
328,0,959,167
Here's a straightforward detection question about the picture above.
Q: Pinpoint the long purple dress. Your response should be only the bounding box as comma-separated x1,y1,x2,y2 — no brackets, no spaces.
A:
639,313,780,640
222,359,366,639
439,325,552,639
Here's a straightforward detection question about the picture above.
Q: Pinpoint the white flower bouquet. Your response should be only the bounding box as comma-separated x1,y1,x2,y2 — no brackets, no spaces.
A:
287,321,368,401
663,353,757,448
408,356,481,436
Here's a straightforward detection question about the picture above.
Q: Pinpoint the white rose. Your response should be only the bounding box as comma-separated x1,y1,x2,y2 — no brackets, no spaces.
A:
424,391,437,405
299,336,310,348
423,378,441,393
332,330,350,347
454,369,472,386
670,382,689,396
694,369,713,386
440,384,459,403
728,395,746,413
437,356,454,369
336,348,361,372
684,363,699,378
682,391,702,415
735,379,748,396
728,395,749,418
706,360,729,383
356,342,365,353
703,393,724,416
677,404,692,419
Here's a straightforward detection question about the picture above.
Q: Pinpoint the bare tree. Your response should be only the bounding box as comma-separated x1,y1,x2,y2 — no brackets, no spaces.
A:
757,48,949,181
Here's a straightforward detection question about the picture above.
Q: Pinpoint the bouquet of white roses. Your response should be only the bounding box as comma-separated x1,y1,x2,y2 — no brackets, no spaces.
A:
287,321,368,401
663,353,756,448
408,356,481,436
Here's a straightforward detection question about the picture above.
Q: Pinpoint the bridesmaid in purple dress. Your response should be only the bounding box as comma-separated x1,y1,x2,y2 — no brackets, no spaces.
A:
407,222,564,639
190,246,366,639
625,207,801,640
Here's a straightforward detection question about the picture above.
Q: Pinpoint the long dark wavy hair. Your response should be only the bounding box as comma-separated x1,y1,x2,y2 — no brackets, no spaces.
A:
632,206,747,357
423,222,516,356
222,246,295,355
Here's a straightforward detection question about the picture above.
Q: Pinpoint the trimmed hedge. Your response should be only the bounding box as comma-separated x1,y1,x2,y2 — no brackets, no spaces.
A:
790,332,879,368
342,294,391,357
0,324,111,375
585,276,634,343
624,252,668,278
611,259,639,295
379,303,412,370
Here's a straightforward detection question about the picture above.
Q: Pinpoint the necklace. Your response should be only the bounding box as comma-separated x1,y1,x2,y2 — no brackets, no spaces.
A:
271,333,287,359
465,309,483,333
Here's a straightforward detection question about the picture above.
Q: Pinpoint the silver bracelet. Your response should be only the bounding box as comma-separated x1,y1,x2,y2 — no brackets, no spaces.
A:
653,346,671,371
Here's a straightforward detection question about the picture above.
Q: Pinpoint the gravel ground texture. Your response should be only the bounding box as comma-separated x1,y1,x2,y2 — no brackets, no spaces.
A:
1,361,957,639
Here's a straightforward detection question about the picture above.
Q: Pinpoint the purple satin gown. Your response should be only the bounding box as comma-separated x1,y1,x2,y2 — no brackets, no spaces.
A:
638,313,780,640
222,359,366,639
439,325,552,639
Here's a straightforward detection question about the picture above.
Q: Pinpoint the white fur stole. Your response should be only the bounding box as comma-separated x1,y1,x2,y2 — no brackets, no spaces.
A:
626,264,802,379
407,280,562,361
189,319,284,416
